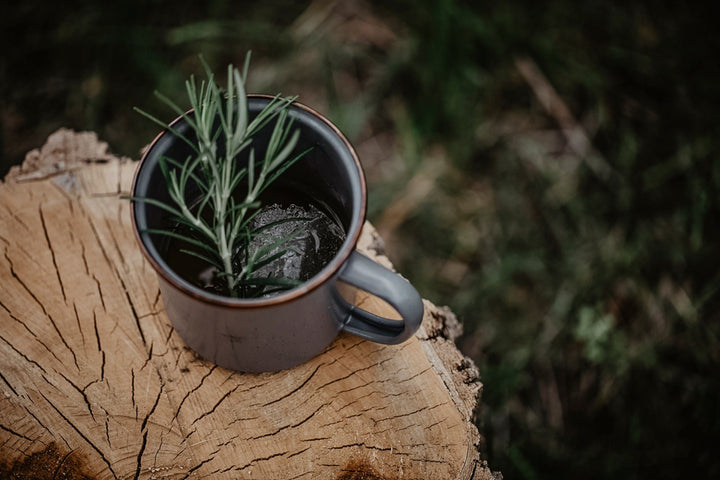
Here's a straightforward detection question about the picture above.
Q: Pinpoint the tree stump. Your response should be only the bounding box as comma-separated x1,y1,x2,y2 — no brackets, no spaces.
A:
0,129,500,479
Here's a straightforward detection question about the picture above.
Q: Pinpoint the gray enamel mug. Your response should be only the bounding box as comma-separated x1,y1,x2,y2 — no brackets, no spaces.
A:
131,95,424,372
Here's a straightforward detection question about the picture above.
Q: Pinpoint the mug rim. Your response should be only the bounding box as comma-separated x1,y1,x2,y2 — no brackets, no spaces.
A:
130,94,367,308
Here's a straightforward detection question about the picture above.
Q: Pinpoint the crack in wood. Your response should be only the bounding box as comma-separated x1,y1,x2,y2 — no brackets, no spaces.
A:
300,436,332,442
103,217,128,268
372,401,449,425
51,320,78,370
328,442,409,456
336,338,367,353
312,362,378,393
261,362,325,408
80,242,90,275
0,424,34,443
0,333,48,375
23,406,54,439
92,309,101,353
333,379,376,397
113,267,147,347
57,433,72,451
395,423,418,433
4,446,31,459
3,250,79,370
353,404,390,420
0,203,30,231
81,202,146,346
335,385,380,413
152,431,164,468
318,418,343,429
190,384,241,427
131,369,136,412
210,465,235,476
164,326,174,345
426,416,450,430
101,409,111,448
140,342,154,372
133,429,148,480
249,401,330,441
216,434,239,448
0,240,45,273
46,372,96,423
38,204,68,305
396,366,432,384
173,348,183,368
140,383,163,433
182,454,216,479
72,301,86,346
100,351,106,382
0,297,44,343
137,310,165,320
153,289,162,310
172,366,217,424
218,371,238,387
286,446,311,459
233,449,291,472
225,415,260,429
38,391,118,479
287,471,314,480
91,274,107,312
0,370,19,397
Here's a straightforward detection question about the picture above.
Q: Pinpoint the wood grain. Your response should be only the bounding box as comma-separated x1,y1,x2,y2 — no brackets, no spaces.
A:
0,129,499,479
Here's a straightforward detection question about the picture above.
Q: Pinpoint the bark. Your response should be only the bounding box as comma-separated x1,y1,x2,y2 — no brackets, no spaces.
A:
0,129,501,479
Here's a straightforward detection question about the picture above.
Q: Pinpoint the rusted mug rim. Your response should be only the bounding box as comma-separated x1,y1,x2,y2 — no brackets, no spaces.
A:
130,94,367,309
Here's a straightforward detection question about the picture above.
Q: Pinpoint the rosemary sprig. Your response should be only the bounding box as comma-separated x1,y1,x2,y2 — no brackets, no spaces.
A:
132,54,310,297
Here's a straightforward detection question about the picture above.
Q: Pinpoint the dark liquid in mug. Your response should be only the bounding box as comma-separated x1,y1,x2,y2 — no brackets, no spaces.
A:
161,182,347,297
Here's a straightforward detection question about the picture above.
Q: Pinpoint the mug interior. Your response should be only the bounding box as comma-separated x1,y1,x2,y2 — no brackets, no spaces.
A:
131,95,366,305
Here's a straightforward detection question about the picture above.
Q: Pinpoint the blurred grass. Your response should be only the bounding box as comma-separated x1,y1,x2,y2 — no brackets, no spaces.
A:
3,1,720,478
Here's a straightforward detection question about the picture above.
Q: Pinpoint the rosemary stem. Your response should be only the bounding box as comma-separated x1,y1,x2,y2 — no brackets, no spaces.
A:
217,221,237,294
135,56,308,298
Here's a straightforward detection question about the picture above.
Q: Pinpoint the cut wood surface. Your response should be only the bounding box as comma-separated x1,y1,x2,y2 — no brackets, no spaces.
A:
0,129,500,480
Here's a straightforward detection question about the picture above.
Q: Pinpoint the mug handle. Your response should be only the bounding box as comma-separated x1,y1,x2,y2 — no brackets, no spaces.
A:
334,251,424,344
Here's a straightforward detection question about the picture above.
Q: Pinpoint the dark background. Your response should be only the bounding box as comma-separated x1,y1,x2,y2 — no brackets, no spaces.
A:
3,1,719,478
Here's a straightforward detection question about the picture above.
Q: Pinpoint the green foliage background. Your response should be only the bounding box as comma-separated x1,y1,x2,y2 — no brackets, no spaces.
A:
2,1,719,478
